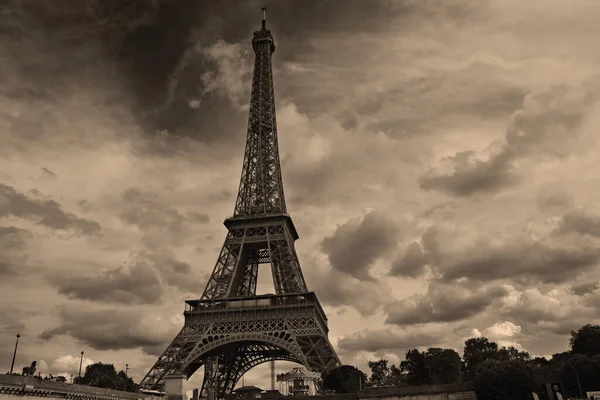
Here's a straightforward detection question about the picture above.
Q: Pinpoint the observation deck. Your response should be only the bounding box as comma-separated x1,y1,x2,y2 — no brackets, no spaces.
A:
184,292,328,333
224,213,299,241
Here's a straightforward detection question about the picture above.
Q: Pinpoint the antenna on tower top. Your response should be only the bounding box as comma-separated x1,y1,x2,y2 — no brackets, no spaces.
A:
261,7,267,30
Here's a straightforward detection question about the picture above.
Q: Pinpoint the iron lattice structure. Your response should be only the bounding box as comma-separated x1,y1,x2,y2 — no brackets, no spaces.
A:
139,10,341,400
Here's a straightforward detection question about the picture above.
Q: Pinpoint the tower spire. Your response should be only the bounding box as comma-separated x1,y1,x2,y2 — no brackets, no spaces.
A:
234,6,280,217
261,7,267,30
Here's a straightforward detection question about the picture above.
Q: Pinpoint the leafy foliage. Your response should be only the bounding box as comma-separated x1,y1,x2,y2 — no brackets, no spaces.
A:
400,349,430,386
367,360,390,387
77,362,137,392
357,324,600,398
387,364,404,387
463,337,499,380
423,348,462,385
559,354,600,395
570,324,600,357
497,346,530,361
367,359,405,387
474,359,536,400
322,365,367,393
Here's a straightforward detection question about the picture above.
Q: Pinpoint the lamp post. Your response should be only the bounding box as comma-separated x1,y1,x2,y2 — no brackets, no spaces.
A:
576,371,584,399
124,364,129,392
9,334,21,374
78,351,84,380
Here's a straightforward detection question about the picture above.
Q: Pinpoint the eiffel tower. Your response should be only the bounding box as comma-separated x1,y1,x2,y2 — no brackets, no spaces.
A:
139,9,341,399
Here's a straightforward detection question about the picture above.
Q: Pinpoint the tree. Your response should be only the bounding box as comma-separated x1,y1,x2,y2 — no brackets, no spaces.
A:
366,359,405,387
559,354,600,395
474,359,536,400
322,365,367,393
55,376,67,382
400,349,430,386
424,348,462,385
387,364,405,387
79,362,138,392
497,346,530,361
367,360,390,387
530,357,549,367
463,337,499,380
570,324,600,357
551,351,573,364
117,371,138,392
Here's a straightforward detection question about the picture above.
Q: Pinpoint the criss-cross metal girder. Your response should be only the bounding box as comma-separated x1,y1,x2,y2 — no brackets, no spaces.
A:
139,11,341,399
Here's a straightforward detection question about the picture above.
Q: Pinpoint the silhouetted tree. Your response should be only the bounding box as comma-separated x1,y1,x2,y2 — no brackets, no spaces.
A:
570,324,600,357
387,364,405,387
55,376,67,382
530,356,549,367
474,359,536,400
497,346,530,361
322,365,367,393
463,337,499,380
424,348,462,385
551,351,573,364
559,354,600,395
79,362,138,392
400,349,430,386
367,360,390,387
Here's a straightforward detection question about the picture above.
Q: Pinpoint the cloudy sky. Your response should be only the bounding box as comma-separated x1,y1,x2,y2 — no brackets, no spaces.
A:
1,0,600,394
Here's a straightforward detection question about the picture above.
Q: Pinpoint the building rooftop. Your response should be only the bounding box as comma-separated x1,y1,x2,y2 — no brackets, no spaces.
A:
235,386,263,393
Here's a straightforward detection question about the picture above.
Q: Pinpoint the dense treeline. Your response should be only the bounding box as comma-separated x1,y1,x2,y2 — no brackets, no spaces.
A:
322,324,600,399
6,362,137,392
9,324,599,398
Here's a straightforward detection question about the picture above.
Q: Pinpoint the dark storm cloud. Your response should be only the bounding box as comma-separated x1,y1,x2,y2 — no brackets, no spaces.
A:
558,209,600,238
308,267,392,316
40,306,177,356
120,187,186,234
49,251,203,303
153,254,207,293
187,212,210,224
50,262,163,305
120,187,208,241
390,241,427,278
0,307,28,335
118,188,208,292
0,226,31,276
1,0,428,143
320,210,402,280
0,184,101,234
0,226,29,250
421,225,600,284
338,328,442,353
536,186,574,213
570,282,600,296
385,282,508,325
419,149,515,197
499,288,587,334
419,82,598,197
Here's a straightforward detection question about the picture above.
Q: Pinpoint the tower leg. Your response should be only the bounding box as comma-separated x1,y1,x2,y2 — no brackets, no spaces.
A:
201,357,218,400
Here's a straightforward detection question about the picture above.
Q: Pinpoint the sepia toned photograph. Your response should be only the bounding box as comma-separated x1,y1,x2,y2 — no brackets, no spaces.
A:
0,1,599,400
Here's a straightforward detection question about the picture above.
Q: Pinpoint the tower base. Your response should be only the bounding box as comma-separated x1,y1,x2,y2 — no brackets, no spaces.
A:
140,293,340,399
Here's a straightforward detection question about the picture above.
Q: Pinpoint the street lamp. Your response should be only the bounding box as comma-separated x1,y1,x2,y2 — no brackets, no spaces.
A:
78,351,84,380
124,364,129,392
9,334,21,374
